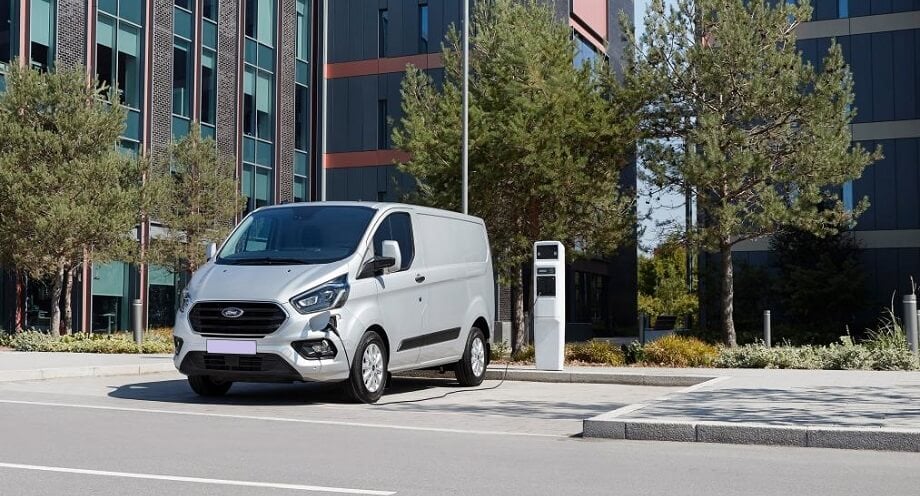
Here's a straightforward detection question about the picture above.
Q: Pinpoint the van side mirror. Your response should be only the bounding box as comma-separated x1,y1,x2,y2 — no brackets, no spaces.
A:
205,242,217,261
358,256,397,279
381,240,401,272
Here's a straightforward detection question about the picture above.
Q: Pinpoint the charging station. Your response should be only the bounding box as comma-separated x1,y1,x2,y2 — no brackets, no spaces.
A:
533,241,565,371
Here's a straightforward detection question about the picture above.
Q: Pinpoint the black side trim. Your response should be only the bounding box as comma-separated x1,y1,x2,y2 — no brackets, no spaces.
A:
398,327,461,352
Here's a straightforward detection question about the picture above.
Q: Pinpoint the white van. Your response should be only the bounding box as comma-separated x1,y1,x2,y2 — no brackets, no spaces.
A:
172,202,494,403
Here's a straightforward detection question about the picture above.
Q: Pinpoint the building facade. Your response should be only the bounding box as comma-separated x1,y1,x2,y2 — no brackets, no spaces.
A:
727,1,920,329
0,0,637,339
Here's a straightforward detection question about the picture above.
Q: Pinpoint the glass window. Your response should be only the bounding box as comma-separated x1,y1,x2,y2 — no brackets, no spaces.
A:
30,0,55,70
243,66,256,136
203,0,217,21
172,38,191,117
843,180,854,211
117,23,141,108
378,99,388,149
296,0,310,61
255,166,271,208
574,32,598,68
838,0,848,18
96,15,116,96
217,206,376,265
0,1,18,64
372,213,414,271
378,9,388,58
294,176,308,203
256,70,273,139
245,0,274,46
419,4,429,54
118,0,144,25
201,48,216,125
295,84,309,151
174,0,191,10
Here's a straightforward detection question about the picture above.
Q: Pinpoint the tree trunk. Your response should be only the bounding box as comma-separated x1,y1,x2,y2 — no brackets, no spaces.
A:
14,272,25,332
62,267,75,335
720,243,737,347
49,264,65,338
510,266,527,356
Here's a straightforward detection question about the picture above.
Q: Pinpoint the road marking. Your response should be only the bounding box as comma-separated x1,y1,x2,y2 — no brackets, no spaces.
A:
0,462,395,495
0,399,565,438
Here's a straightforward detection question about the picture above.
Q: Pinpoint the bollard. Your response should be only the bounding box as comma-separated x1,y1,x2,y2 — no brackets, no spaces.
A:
903,295,918,358
132,299,143,346
763,310,771,348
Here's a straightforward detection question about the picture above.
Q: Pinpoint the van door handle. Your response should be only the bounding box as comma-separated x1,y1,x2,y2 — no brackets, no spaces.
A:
415,274,426,283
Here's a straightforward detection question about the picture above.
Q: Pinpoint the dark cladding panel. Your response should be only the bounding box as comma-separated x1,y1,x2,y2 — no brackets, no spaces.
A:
849,34,872,123
327,168,346,200
853,140,876,231
362,2,378,60
327,78,346,152
874,139,897,230
871,32,894,122
896,139,920,229
892,29,917,121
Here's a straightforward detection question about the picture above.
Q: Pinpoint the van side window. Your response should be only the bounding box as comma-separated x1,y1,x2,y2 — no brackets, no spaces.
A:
372,212,414,271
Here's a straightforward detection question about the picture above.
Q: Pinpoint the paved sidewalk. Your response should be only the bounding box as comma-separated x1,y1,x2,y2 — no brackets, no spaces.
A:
584,368,920,452
0,351,174,382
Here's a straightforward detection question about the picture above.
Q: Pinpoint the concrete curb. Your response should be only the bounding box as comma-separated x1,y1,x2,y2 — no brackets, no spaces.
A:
0,363,175,383
583,416,920,452
396,368,714,387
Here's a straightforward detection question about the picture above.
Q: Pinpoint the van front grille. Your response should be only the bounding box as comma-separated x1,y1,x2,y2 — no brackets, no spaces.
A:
188,302,286,338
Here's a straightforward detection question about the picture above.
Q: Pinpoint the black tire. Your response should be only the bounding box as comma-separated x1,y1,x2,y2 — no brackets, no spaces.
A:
343,331,388,404
188,375,232,396
455,327,487,387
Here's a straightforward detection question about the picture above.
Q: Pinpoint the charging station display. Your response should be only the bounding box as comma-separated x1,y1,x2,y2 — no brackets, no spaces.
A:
533,241,565,371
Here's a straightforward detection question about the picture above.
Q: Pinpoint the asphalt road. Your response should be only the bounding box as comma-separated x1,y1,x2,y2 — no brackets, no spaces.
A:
0,373,917,495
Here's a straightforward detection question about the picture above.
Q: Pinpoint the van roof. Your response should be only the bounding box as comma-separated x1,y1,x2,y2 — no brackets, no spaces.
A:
255,201,485,224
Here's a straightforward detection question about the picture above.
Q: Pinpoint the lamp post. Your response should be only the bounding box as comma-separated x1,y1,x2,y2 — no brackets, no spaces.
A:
462,0,469,214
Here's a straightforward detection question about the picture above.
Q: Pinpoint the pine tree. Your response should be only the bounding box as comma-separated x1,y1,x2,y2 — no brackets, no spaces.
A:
146,124,244,275
0,63,138,336
629,0,880,346
394,0,639,353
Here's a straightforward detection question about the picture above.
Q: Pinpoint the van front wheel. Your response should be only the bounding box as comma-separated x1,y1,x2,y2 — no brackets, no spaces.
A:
455,328,487,387
344,331,388,404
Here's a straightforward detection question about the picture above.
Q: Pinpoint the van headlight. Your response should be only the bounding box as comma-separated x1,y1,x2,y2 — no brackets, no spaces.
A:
290,275,349,314
178,289,193,313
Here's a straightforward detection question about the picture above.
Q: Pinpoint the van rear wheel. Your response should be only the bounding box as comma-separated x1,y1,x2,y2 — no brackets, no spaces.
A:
455,328,487,387
344,331,388,404
187,375,232,396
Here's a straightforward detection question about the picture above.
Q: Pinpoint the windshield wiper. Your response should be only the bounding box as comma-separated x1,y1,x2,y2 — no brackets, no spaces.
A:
223,257,309,265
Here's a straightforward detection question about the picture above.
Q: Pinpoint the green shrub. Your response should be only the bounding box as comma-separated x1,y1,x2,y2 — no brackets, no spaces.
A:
0,330,12,348
715,340,918,371
10,330,54,352
511,344,535,363
565,340,625,366
642,335,719,367
9,330,174,354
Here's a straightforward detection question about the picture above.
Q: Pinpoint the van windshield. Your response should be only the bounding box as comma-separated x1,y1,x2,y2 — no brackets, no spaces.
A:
216,206,376,265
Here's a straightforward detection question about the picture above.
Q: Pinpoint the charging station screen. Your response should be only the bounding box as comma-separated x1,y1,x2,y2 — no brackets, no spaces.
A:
536,245,558,260
537,276,556,297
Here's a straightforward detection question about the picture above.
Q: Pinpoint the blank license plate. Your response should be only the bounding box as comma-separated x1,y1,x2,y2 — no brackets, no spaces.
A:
206,340,257,355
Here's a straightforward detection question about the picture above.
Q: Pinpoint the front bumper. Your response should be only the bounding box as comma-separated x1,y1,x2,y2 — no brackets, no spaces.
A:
173,302,354,383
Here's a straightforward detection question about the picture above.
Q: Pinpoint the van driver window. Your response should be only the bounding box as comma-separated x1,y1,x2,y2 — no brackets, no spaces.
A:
373,212,414,271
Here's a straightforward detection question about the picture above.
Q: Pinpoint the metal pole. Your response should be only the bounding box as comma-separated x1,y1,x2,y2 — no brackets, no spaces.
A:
903,295,918,357
132,299,143,346
461,0,469,215
763,310,771,348
914,309,920,357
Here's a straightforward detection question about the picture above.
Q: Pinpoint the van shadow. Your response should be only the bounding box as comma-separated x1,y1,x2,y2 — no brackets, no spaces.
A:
107,376,476,407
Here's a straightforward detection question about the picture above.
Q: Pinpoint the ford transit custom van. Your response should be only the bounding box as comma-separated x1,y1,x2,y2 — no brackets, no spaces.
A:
173,202,494,403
